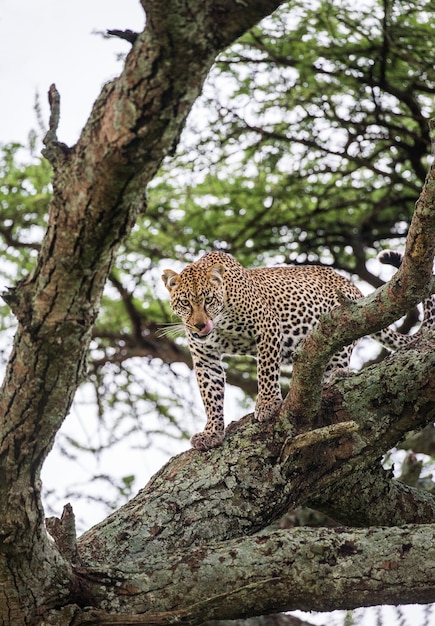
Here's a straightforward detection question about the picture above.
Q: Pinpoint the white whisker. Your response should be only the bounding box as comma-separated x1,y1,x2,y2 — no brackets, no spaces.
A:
157,323,186,339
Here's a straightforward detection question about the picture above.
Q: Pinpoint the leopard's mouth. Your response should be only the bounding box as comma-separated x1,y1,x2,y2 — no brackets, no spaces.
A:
192,319,214,338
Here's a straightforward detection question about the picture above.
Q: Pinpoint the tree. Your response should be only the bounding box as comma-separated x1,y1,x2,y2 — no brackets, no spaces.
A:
0,1,434,626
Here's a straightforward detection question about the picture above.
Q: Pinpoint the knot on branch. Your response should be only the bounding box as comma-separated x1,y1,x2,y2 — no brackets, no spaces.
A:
279,421,359,465
42,84,71,167
46,503,78,563
1,280,34,324
106,29,139,44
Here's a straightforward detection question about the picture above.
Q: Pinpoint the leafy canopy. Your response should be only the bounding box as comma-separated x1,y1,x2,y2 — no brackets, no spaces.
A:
150,0,433,273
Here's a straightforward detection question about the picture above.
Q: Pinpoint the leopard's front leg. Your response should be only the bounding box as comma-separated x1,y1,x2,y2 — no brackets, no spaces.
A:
255,316,283,422
189,345,226,451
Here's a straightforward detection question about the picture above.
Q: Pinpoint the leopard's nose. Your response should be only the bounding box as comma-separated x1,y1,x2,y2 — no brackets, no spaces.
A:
195,320,214,336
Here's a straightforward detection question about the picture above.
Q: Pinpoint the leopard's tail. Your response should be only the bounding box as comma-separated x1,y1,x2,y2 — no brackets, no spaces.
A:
378,249,403,269
374,250,435,348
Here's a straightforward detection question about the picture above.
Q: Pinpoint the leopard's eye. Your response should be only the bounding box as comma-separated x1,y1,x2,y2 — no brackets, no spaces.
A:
204,295,214,305
179,297,190,307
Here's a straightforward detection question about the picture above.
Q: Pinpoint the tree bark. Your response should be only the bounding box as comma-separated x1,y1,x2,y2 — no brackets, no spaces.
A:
78,330,435,553
74,524,435,624
0,0,434,624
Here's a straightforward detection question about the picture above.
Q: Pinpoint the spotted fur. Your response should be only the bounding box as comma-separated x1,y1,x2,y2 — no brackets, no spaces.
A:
162,251,428,451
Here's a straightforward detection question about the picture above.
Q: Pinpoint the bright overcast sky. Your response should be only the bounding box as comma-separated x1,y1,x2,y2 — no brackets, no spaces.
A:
0,0,145,147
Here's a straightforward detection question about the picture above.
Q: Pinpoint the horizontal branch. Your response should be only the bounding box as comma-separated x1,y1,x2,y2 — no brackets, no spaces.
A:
76,524,435,621
309,465,435,527
90,330,258,396
74,612,315,626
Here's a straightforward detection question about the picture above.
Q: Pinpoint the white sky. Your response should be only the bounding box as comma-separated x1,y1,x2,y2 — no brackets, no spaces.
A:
0,0,144,147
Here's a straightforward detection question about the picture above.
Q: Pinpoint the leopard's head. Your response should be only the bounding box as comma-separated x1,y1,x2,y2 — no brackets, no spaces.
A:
162,263,225,338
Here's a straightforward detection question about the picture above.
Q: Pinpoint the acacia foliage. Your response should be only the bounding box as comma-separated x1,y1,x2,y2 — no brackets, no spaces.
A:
153,0,434,269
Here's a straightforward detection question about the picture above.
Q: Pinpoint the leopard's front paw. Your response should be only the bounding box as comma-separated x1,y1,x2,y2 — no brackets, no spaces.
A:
191,430,225,451
254,396,282,422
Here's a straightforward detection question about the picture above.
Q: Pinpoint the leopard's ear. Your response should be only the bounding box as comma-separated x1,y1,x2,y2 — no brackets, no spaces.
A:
207,263,225,287
162,269,180,292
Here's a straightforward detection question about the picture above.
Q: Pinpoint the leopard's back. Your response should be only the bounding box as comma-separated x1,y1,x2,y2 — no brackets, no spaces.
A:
226,264,363,363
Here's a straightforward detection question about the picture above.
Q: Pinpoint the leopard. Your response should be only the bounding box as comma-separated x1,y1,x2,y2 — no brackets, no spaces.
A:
162,250,432,451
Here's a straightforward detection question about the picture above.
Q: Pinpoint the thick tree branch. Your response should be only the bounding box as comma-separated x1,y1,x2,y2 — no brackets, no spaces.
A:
309,465,435,527
73,614,317,626
75,333,435,615
75,524,435,622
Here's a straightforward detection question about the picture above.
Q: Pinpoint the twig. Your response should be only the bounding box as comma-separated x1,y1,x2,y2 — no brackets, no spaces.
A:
45,83,61,144
42,83,70,165
46,503,78,563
